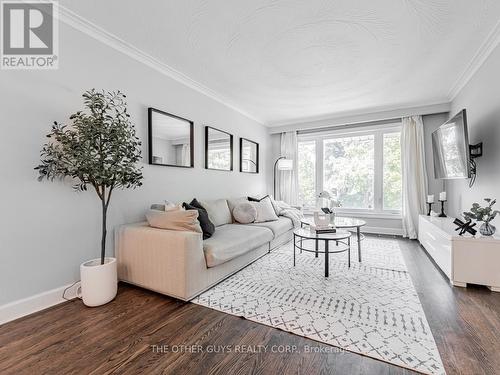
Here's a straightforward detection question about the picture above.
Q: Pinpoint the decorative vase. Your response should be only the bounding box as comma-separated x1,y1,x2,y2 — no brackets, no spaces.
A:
313,211,331,227
329,212,336,226
79,257,117,307
479,222,496,236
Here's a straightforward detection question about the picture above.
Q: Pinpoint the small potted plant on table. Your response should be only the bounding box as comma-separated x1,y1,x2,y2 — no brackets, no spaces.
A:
463,198,499,236
35,89,143,306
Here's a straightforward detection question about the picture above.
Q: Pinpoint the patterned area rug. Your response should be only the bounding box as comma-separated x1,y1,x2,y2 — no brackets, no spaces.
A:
192,237,445,374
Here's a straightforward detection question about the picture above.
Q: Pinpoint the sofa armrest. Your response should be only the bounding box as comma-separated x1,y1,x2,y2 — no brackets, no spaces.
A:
115,222,205,300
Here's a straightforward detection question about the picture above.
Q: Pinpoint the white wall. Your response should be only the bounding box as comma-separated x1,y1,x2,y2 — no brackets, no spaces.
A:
446,43,500,225
0,24,269,305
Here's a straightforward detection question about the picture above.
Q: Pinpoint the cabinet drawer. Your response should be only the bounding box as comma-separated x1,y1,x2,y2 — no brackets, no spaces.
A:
419,224,451,278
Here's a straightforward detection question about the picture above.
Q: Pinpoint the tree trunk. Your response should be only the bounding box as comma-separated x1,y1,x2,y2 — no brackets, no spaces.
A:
101,198,107,265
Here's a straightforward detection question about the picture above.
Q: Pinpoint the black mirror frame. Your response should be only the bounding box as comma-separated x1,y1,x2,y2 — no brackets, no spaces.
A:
239,137,259,174
204,126,234,171
148,107,194,168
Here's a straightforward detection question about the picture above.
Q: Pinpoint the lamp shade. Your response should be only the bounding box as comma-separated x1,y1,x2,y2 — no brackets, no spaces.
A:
277,158,293,170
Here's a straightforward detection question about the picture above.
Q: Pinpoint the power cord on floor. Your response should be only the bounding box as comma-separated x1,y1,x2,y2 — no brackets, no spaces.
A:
62,280,81,301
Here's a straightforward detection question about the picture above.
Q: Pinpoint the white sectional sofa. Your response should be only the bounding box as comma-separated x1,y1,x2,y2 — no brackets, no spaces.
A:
115,197,294,301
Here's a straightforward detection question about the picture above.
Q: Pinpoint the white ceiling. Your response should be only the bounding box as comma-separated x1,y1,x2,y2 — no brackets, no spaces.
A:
64,0,500,126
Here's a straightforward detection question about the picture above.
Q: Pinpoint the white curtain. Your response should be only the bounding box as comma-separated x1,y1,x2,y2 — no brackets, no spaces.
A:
278,131,299,205
401,115,428,239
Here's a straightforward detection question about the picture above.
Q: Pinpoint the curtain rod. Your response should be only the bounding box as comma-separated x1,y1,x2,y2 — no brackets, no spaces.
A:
297,117,401,135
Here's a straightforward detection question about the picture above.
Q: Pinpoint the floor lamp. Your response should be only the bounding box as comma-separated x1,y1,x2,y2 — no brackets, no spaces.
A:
273,156,293,199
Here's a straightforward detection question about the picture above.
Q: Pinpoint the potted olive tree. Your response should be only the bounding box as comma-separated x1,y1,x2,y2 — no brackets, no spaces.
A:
35,90,143,306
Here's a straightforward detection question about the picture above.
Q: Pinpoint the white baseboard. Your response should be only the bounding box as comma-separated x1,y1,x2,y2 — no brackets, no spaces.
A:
0,283,79,326
362,226,403,236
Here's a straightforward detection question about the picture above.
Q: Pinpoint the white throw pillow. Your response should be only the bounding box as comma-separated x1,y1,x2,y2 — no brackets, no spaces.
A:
233,202,257,224
249,195,281,216
254,198,279,223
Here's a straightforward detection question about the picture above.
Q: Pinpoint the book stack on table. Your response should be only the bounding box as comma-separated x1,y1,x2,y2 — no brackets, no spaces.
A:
310,224,337,234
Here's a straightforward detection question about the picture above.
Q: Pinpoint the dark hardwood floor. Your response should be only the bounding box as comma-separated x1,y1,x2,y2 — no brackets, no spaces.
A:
0,236,499,375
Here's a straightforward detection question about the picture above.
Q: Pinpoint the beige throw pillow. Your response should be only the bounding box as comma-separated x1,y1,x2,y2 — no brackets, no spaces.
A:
199,199,232,226
146,209,202,234
227,197,249,222
233,202,257,224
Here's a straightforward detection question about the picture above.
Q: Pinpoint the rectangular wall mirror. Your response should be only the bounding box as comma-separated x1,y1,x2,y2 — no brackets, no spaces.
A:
148,107,194,168
240,138,259,173
205,126,233,171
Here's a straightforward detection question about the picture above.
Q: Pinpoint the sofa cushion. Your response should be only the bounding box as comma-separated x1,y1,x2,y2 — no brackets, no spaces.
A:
200,199,232,227
203,224,273,267
249,216,293,237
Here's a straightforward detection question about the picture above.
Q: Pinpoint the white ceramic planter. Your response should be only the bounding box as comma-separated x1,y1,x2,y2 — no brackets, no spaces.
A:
79,257,117,307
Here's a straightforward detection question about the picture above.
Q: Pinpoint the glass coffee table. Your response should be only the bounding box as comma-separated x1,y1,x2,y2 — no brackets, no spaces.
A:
300,216,366,262
293,228,351,277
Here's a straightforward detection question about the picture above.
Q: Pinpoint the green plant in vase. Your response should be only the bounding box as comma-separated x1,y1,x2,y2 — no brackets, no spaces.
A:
463,198,499,236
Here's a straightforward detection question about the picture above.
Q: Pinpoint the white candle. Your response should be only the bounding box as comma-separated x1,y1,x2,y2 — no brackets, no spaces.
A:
439,192,446,201
427,195,434,203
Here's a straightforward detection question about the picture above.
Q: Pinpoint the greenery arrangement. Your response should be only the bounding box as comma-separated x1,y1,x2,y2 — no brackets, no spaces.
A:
35,90,143,265
463,198,499,223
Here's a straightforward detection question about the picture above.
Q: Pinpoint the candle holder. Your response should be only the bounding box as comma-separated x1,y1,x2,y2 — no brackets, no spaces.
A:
438,200,447,217
426,202,433,216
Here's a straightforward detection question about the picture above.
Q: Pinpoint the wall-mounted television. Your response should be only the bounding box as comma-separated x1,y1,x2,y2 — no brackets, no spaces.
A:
432,109,470,179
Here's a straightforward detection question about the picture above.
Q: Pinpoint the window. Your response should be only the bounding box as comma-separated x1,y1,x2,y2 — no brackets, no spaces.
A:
297,123,402,215
298,140,316,208
383,133,402,210
323,135,374,209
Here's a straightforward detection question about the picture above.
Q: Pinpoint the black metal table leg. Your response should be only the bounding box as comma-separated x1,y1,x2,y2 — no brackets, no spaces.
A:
357,226,361,262
315,238,318,258
324,240,329,277
348,236,351,268
293,234,296,267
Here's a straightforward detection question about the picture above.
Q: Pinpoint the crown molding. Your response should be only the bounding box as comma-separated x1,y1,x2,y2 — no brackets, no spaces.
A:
57,5,266,125
267,101,451,134
447,19,500,100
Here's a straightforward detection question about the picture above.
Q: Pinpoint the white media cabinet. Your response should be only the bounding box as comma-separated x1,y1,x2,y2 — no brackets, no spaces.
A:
418,215,500,292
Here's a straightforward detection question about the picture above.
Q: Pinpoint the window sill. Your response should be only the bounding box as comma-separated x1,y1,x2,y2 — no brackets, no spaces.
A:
302,209,402,220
